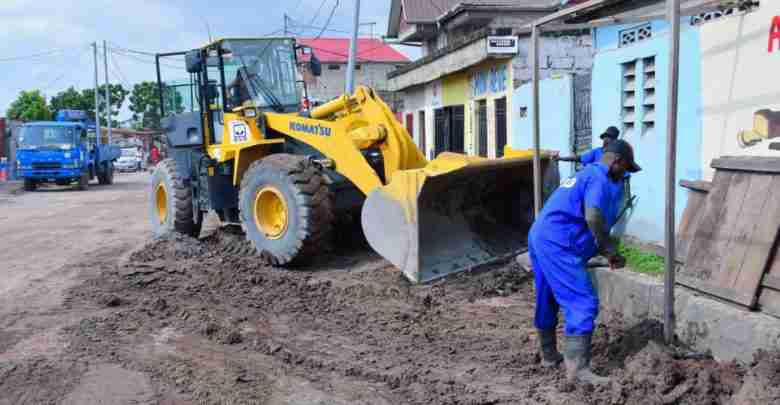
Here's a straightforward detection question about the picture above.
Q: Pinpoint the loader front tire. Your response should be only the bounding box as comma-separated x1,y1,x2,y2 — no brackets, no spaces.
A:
239,154,334,265
150,158,202,238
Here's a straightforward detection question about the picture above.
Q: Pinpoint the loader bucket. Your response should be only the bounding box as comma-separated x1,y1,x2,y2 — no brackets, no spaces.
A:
362,151,559,283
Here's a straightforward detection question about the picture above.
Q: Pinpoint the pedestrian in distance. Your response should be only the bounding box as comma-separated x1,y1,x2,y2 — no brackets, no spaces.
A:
528,139,641,386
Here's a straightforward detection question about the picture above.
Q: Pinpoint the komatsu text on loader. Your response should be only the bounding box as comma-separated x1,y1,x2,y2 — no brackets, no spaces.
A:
150,37,557,283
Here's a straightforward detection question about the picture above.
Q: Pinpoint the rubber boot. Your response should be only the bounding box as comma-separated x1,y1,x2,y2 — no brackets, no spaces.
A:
538,329,563,367
563,334,610,385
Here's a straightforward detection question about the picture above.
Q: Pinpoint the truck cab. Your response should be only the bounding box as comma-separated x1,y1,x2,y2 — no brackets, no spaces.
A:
15,110,119,190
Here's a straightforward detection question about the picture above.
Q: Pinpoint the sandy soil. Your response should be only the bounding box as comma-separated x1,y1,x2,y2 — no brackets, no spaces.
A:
1,172,778,404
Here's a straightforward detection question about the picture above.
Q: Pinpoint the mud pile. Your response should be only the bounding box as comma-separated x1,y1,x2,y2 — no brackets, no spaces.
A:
49,227,779,404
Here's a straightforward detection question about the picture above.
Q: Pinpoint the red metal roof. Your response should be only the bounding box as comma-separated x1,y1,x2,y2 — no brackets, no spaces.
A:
297,38,410,64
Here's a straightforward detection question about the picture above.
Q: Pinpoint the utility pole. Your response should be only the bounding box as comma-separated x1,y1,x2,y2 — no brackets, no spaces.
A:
103,40,112,145
93,42,100,139
663,0,681,345
284,14,288,36
530,24,542,217
345,0,361,94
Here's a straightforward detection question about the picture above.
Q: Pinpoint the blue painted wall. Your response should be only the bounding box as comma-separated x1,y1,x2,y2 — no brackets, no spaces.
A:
591,21,703,245
511,74,576,178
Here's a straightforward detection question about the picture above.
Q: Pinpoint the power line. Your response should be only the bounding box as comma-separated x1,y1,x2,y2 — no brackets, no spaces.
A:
308,0,329,27
0,47,78,63
315,0,340,39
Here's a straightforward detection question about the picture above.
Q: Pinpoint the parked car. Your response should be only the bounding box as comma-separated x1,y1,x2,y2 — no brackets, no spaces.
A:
115,147,142,172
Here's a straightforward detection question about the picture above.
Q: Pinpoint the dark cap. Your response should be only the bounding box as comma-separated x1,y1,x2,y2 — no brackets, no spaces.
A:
604,139,641,172
600,126,620,140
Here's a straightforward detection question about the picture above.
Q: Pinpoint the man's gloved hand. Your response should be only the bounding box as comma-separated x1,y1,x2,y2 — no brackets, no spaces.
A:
607,254,626,270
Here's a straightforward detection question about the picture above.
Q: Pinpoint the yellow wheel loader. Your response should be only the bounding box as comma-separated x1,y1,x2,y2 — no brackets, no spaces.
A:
150,37,558,283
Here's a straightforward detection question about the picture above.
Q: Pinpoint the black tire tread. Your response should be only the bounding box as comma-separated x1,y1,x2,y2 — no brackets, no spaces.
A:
239,154,334,266
155,158,200,237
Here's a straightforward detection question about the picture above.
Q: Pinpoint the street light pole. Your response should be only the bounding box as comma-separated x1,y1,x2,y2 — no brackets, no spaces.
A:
93,42,100,136
345,0,361,94
103,40,112,145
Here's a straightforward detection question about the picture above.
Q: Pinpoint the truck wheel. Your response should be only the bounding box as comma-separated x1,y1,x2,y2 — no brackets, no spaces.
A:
98,162,114,185
239,154,334,265
76,171,89,191
23,179,37,191
150,158,202,238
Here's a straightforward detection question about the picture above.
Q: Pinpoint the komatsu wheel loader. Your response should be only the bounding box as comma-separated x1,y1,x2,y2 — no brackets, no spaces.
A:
150,37,558,283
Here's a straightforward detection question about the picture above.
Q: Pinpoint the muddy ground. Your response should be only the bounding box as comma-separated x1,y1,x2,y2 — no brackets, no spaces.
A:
1,173,779,404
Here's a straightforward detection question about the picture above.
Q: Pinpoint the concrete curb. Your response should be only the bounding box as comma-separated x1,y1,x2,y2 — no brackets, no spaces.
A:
593,267,780,362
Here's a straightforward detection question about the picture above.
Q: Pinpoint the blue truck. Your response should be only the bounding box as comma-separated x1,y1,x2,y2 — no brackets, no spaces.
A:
15,110,120,191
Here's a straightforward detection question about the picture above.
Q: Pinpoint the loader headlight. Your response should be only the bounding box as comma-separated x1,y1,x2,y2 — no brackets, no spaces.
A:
243,108,257,118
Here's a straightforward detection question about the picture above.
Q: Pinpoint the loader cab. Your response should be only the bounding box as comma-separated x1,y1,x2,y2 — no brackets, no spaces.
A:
156,37,304,147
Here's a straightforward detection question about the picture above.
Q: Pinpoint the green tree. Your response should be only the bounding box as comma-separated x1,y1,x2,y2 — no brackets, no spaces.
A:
6,90,52,121
49,85,128,127
50,87,93,116
129,81,162,130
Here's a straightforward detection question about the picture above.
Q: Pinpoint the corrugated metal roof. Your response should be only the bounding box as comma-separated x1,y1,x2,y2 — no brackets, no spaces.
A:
297,38,410,64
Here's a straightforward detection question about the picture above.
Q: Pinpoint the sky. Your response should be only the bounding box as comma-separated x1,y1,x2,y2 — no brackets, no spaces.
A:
0,0,414,120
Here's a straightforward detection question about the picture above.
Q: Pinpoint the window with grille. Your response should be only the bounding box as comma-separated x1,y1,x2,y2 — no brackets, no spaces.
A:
619,24,652,47
690,2,759,26
621,60,637,138
641,56,656,136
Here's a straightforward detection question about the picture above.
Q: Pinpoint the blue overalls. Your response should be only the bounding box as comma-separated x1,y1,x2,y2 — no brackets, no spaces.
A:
579,147,604,166
581,146,628,207
528,163,620,336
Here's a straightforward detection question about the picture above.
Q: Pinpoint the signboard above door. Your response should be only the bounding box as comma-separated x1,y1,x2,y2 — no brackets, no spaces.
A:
487,36,519,55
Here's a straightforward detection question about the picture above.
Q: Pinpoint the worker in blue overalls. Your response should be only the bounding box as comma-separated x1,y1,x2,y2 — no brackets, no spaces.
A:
529,139,641,385
557,126,620,166
559,125,633,225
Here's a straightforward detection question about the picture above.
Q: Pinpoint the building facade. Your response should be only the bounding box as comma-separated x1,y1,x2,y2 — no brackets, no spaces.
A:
386,0,594,162
297,38,410,108
535,0,777,246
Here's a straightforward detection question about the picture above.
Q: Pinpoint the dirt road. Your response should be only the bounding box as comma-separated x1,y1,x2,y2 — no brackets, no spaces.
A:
1,172,778,404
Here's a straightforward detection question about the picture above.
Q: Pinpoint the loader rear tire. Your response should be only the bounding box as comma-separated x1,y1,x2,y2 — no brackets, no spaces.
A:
239,154,334,265
150,158,202,238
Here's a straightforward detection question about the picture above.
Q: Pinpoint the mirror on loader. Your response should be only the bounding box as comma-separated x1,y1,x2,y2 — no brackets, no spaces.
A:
296,44,322,77
309,52,322,77
185,50,202,73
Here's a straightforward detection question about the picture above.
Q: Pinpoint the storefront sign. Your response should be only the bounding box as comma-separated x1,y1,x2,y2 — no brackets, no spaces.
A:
487,36,519,55
471,65,508,97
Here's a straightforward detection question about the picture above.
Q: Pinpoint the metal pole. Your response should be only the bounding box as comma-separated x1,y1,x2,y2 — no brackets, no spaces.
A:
345,0,361,94
93,42,100,138
531,24,542,217
284,14,288,36
103,40,112,144
664,0,680,345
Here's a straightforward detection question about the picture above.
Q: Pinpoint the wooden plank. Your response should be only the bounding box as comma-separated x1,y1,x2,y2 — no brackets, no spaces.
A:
677,187,709,261
729,175,780,307
682,170,734,280
758,287,780,318
685,172,749,283
720,174,776,293
679,179,712,193
677,275,754,308
711,156,780,174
